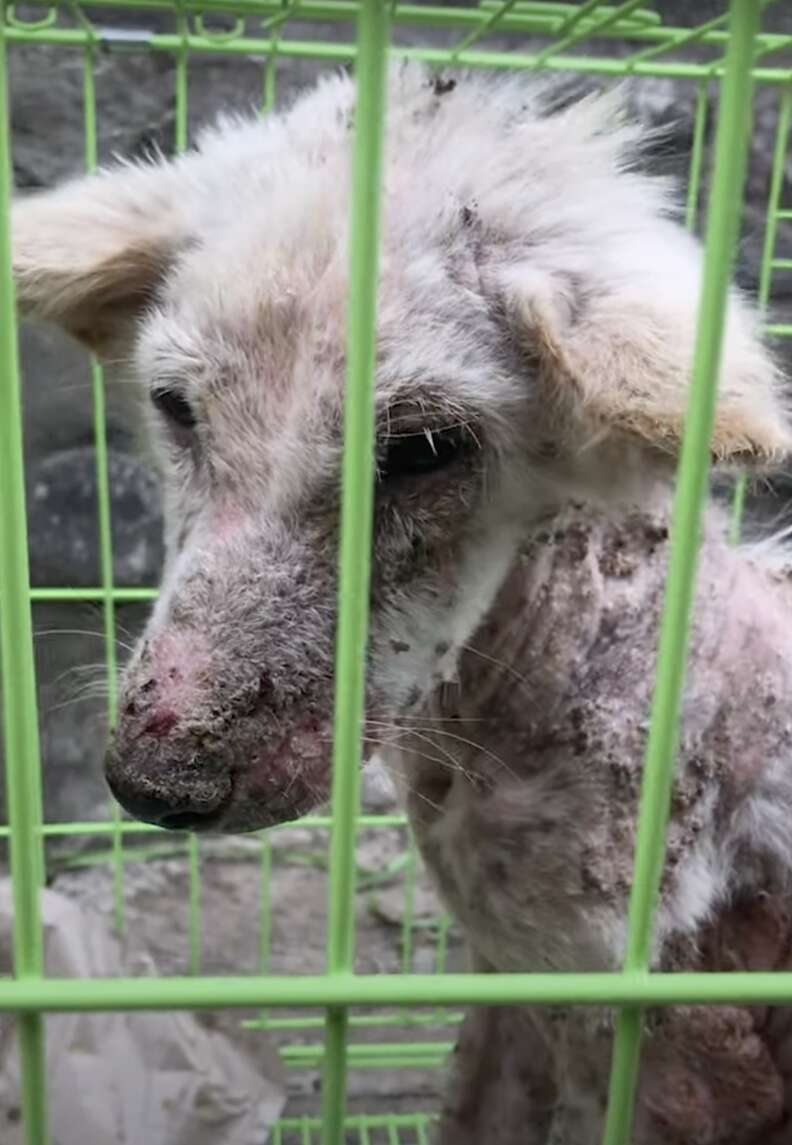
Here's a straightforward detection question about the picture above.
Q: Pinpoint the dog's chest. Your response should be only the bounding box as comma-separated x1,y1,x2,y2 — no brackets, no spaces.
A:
400,511,792,976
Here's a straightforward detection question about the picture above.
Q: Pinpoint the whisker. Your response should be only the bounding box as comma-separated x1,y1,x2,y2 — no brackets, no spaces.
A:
461,643,528,686
363,731,475,784
360,748,445,815
401,724,518,782
33,628,137,655
362,734,453,774
365,714,493,725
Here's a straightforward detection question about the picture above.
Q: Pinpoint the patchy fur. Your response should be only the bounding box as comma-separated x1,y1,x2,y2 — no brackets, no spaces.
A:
13,65,792,1142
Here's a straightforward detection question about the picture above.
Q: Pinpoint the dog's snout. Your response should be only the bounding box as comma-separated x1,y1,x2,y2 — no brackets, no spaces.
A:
105,744,232,832
106,767,229,831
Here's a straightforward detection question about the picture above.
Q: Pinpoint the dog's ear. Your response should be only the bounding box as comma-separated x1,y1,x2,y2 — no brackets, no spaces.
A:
12,160,187,354
503,227,791,468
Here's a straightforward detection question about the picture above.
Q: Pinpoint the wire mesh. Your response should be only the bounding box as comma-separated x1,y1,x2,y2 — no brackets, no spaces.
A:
1,2,792,1144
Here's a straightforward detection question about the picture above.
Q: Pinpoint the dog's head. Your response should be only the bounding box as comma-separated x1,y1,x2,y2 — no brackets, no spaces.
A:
13,66,790,831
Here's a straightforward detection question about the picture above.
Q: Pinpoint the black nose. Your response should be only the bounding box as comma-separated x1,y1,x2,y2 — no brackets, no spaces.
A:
105,772,227,832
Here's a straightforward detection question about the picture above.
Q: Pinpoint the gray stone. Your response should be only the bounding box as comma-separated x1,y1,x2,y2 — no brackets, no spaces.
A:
361,757,399,813
27,446,164,588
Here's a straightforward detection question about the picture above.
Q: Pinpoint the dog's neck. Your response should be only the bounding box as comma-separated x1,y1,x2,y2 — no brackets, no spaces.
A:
433,497,792,765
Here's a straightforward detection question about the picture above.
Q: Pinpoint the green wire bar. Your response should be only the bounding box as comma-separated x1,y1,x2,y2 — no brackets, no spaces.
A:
31,34,792,83
321,2,389,1143
0,7,49,1144
8,969,792,1011
684,80,710,234
0,813,409,837
602,4,763,1143
81,43,128,936
3,1,792,1141
759,84,792,313
732,77,792,543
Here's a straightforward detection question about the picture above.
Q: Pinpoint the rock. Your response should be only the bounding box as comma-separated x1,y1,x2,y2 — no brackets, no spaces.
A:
361,756,399,813
27,446,164,588
18,321,141,457
370,885,443,928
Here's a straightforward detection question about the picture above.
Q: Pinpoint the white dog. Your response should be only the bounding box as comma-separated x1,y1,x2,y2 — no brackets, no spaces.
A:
13,65,792,1142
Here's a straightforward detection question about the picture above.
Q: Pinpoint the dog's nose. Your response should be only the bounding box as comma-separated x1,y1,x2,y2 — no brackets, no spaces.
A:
105,763,229,832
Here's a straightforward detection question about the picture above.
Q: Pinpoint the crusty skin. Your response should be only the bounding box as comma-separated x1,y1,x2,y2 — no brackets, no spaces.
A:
11,65,792,1142
410,509,792,1144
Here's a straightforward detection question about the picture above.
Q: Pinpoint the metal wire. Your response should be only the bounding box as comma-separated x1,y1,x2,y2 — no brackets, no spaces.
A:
2,1,792,1142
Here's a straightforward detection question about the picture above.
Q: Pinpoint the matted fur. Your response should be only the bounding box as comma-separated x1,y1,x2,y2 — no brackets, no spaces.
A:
13,65,792,1142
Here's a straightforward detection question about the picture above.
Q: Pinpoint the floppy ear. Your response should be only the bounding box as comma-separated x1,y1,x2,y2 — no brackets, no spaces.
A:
504,225,791,468
12,160,187,353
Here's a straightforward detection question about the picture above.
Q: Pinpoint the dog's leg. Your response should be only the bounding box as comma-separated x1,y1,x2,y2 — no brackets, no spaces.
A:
436,954,557,1145
545,1008,613,1145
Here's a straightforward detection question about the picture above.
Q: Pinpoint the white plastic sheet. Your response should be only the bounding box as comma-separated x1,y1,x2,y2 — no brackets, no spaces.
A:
0,882,286,1145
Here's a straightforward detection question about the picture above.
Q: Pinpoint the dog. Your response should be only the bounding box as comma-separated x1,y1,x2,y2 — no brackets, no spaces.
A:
13,64,792,1142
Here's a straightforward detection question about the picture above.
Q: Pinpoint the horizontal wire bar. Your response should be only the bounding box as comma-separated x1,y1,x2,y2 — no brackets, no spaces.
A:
277,1115,435,1130
765,323,792,336
284,1040,453,1057
0,0,765,45
0,813,408,837
286,1057,448,1070
281,1041,453,1062
3,28,792,81
242,1011,464,1030
4,970,792,1012
29,587,158,602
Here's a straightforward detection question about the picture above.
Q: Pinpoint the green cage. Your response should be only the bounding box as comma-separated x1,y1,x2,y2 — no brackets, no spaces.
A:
1,1,791,1143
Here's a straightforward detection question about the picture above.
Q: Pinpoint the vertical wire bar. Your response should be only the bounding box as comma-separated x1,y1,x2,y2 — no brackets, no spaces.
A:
175,7,189,153
83,44,125,935
187,836,201,973
729,469,748,544
731,81,791,544
400,834,416,973
434,913,450,973
261,18,281,112
0,9,49,1144
321,3,389,1144
601,4,761,1143
170,17,204,974
758,83,792,313
258,834,272,1026
432,912,451,1026
685,80,709,234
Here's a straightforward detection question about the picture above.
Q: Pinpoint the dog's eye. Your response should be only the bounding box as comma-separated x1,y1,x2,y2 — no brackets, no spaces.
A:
379,426,470,482
151,387,196,430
